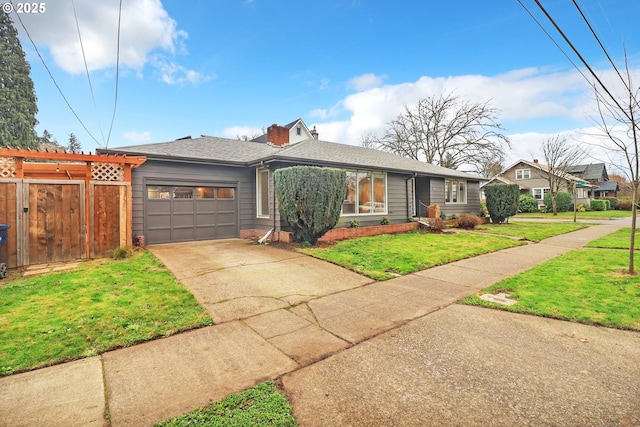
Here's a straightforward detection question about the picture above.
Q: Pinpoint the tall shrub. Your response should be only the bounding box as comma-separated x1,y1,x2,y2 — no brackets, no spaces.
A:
518,194,539,213
274,166,347,245
484,184,519,224
543,191,571,212
590,199,608,211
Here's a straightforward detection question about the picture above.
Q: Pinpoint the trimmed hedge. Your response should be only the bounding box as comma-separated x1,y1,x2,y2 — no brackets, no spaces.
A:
274,166,347,245
543,191,572,212
484,184,519,224
606,198,618,209
590,199,608,211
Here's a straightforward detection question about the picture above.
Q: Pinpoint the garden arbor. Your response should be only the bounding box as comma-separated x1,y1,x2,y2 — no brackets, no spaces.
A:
0,147,146,268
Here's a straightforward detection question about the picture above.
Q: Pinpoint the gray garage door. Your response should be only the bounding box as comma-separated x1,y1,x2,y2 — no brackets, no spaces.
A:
145,185,238,244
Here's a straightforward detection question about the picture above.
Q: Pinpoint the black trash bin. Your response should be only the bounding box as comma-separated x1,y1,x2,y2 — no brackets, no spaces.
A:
0,224,10,279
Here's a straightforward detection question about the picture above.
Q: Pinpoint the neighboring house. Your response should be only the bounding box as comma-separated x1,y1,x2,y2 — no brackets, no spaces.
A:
101,119,483,245
566,163,619,198
481,159,591,208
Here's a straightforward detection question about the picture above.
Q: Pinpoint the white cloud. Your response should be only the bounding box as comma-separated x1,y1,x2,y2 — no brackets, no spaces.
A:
347,73,387,91
151,56,216,85
309,66,640,169
16,0,209,84
123,131,152,143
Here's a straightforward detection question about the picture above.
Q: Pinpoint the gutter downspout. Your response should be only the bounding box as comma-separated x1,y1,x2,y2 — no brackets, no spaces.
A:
406,173,417,220
258,167,277,244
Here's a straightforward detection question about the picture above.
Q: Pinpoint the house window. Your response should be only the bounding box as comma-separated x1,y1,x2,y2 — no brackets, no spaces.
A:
257,169,270,218
216,188,235,200
515,169,531,180
173,187,194,199
342,171,387,215
575,188,586,199
445,179,467,204
147,186,171,199
296,127,301,135
532,187,550,200
195,187,215,199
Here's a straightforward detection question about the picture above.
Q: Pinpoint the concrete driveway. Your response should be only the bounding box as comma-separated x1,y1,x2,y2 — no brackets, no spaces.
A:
148,239,372,323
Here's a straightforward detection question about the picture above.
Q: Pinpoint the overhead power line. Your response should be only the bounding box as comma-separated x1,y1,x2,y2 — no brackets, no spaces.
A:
72,0,106,146
105,0,123,149
570,0,631,96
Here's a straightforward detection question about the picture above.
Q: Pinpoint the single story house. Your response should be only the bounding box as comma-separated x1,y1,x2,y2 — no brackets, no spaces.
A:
101,119,483,245
481,159,592,208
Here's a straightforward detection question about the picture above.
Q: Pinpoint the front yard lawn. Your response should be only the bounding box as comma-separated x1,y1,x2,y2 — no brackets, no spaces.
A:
461,249,640,330
586,228,640,250
0,251,212,376
300,232,525,280
516,210,632,220
475,221,590,242
157,381,296,427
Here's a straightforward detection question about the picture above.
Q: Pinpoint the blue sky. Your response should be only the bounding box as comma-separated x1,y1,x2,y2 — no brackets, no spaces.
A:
11,0,640,169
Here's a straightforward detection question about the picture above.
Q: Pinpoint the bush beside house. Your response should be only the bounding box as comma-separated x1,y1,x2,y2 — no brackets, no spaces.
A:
274,166,347,245
484,184,519,224
543,192,571,212
518,194,539,213
590,199,609,211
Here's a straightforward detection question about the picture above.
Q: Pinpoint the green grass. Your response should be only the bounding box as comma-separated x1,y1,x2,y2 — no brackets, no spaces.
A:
475,221,590,242
586,228,640,250
0,251,212,375
300,232,525,280
461,249,640,330
156,381,297,427
516,210,632,219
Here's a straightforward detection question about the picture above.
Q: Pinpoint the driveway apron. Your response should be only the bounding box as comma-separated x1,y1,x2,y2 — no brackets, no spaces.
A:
148,239,373,323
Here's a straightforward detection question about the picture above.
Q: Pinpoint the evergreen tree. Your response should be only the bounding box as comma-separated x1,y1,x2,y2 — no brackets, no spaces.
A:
37,129,62,151
0,11,38,148
67,132,81,152
274,166,347,245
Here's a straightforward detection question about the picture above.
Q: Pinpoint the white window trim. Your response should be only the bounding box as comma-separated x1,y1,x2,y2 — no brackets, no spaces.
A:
256,168,270,218
445,179,467,204
532,187,550,201
515,168,531,180
341,170,388,216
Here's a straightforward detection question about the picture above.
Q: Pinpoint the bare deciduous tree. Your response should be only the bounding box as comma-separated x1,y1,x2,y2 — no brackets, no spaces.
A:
362,92,510,175
585,53,640,274
541,134,586,215
237,128,266,141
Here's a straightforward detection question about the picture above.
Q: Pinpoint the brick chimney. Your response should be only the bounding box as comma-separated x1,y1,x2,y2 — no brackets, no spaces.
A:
267,124,289,147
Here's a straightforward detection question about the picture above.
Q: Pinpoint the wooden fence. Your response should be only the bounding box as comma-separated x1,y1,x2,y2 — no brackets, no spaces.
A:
0,148,145,268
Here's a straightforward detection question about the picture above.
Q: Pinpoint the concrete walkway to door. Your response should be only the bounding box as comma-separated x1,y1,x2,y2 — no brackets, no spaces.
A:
0,218,638,427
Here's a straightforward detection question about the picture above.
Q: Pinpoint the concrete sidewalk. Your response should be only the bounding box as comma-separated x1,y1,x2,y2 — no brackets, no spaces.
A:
0,219,633,427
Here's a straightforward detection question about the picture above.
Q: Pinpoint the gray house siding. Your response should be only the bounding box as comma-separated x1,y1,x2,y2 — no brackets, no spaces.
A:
430,177,481,217
131,160,254,241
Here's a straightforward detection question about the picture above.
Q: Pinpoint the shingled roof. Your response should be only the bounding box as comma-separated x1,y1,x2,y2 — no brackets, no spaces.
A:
566,163,607,181
102,136,280,165
104,135,480,180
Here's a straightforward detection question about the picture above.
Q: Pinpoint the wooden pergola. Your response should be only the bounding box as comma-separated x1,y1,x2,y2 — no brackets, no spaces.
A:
0,147,146,267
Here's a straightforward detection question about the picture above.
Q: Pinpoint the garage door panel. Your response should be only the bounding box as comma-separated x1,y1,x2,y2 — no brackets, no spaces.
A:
173,201,195,213
172,212,195,227
196,225,216,240
195,213,215,226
